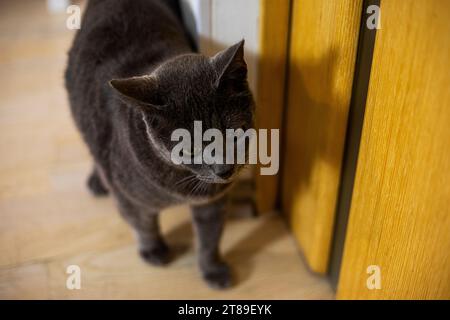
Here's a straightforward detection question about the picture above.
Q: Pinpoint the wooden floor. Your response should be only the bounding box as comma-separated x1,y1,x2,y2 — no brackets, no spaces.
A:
0,0,333,299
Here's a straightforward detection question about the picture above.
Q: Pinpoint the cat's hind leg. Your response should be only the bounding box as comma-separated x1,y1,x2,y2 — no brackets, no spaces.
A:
87,166,109,196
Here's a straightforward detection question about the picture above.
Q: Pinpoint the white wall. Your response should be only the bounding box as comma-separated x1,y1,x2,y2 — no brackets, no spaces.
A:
181,0,260,93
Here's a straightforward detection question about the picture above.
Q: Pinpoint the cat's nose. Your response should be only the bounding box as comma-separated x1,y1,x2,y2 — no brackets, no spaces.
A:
214,165,234,180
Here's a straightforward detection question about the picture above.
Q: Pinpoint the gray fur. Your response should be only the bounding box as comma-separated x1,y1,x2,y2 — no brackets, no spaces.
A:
65,0,254,289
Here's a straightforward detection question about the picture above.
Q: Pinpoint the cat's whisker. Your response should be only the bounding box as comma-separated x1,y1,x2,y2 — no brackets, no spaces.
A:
186,177,199,194
191,179,205,197
175,174,196,187
190,180,200,196
199,181,208,195
175,175,200,192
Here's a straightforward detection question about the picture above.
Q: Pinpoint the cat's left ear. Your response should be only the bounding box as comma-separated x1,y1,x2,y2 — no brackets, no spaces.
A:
109,75,166,110
210,40,247,87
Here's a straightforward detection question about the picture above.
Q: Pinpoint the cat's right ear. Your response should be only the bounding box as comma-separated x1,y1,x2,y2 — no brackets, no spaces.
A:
210,40,247,88
109,76,166,110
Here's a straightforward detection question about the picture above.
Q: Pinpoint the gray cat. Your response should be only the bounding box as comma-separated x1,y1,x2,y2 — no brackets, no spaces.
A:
65,0,254,289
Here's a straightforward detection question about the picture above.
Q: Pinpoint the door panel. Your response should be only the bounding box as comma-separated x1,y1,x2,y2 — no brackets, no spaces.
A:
282,0,362,273
338,0,450,299
255,0,291,213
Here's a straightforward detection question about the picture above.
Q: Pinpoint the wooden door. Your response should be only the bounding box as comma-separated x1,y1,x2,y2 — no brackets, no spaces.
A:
255,0,291,213
282,0,363,273
337,0,450,299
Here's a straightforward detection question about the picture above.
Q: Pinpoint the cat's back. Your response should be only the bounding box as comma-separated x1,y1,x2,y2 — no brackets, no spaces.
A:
67,0,190,84
65,0,191,164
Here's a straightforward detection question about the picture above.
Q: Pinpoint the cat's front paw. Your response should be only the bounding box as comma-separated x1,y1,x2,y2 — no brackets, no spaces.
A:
202,262,232,289
139,241,170,266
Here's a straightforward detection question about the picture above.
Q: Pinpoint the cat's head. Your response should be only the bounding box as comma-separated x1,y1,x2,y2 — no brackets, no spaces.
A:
109,40,254,185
